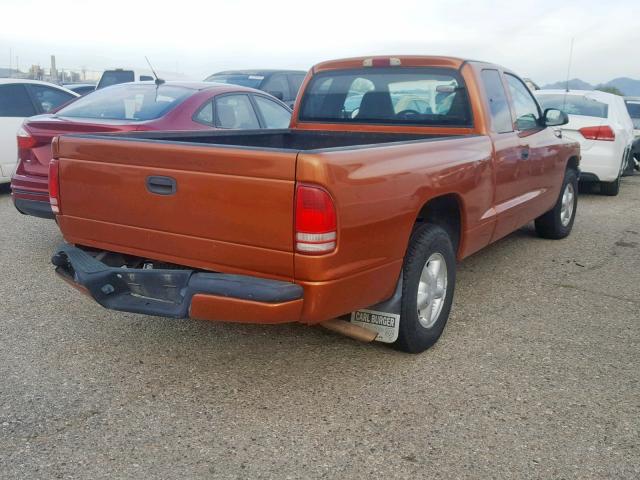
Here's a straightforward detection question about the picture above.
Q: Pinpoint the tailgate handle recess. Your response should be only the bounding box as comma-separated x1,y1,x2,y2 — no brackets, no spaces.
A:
146,176,177,196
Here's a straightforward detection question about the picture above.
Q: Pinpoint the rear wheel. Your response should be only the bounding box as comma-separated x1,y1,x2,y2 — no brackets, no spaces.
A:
622,152,635,176
535,168,578,239
394,224,456,354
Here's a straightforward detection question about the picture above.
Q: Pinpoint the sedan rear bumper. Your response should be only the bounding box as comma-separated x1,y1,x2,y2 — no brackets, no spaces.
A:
11,173,54,219
52,244,304,323
13,198,55,219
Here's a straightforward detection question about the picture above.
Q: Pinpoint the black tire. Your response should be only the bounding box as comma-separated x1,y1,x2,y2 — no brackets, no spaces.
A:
600,176,620,196
622,149,635,177
535,168,578,239
394,224,456,354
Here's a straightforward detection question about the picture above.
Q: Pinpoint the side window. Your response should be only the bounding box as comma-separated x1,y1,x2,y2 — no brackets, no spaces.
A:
481,69,513,133
262,74,290,101
0,84,36,117
505,74,541,131
194,101,214,125
28,85,75,113
253,95,291,128
289,74,306,98
214,94,260,129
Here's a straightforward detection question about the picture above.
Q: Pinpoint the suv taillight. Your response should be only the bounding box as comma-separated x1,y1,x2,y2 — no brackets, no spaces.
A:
295,184,337,254
579,125,615,141
49,158,61,214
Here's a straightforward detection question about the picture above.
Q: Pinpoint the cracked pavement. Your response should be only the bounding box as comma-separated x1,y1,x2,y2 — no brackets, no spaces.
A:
0,175,639,479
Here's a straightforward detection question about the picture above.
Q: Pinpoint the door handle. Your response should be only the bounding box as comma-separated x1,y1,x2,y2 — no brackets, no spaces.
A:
520,147,530,160
146,176,177,195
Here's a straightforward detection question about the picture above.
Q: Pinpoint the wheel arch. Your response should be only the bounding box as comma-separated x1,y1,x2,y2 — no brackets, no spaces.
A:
566,155,580,173
413,193,465,258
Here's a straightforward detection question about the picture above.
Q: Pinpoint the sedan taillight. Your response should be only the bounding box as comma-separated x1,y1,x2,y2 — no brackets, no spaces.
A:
17,126,38,161
17,126,37,149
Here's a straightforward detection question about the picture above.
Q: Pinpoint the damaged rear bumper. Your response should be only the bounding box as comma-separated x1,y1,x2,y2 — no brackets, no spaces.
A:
52,244,304,323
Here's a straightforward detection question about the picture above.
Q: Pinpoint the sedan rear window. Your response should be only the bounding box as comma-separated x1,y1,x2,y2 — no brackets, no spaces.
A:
57,84,193,121
299,67,472,127
536,94,608,118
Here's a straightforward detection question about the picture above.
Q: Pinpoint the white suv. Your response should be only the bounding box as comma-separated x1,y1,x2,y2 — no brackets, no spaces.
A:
536,89,635,195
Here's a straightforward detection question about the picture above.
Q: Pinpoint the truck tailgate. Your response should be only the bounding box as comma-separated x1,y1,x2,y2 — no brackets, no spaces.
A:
55,136,296,279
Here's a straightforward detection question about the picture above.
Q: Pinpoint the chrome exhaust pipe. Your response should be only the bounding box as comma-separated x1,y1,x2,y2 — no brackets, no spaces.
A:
319,319,378,343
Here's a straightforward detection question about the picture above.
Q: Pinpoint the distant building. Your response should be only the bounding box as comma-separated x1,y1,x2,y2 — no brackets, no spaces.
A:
50,55,58,82
29,65,44,80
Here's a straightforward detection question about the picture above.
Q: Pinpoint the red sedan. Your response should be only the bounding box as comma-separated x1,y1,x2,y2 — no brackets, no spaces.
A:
11,81,292,219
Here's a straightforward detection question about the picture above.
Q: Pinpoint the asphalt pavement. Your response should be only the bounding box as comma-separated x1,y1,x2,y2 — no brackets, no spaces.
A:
0,177,639,479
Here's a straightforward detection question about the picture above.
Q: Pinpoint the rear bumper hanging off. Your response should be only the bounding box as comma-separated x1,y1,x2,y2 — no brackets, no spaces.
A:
52,244,304,323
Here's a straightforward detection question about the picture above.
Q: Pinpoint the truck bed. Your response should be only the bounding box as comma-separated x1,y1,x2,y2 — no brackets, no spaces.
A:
53,129,469,284
78,129,455,151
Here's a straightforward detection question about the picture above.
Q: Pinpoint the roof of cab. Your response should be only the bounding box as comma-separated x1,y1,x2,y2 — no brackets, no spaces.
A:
311,56,477,73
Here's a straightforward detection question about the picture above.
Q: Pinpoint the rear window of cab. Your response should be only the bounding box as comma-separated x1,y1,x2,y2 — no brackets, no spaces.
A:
299,67,472,127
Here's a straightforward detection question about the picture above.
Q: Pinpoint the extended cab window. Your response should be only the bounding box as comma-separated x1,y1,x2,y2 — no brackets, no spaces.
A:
481,69,513,133
299,68,472,127
505,74,541,131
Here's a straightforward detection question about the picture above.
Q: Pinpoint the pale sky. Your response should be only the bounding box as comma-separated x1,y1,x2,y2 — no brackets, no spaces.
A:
1,0,638,85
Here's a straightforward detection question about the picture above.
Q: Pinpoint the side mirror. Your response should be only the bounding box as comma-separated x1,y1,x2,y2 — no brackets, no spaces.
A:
266,90,284,101
139,75,154,82
543,108,569,127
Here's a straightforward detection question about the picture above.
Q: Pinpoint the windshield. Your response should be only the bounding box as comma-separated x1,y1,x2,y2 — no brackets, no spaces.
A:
625,100,640,129
536,94,609,118
299,68,472,127
57,83,193,121
204,73,264,89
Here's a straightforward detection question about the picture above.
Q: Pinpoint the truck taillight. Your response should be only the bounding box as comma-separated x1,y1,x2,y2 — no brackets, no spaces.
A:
295,184,337,254
49,158,61,214
579,125,615,141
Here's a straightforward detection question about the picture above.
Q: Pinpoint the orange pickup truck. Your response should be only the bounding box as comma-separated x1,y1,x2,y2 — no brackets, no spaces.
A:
50,56,580,353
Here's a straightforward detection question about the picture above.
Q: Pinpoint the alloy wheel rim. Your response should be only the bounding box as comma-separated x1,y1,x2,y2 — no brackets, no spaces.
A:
560,182,575,227
417,253,448,329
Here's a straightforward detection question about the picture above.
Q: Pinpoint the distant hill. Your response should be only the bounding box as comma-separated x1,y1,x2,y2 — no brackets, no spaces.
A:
543,78,594,91
542,77,640,96
605,78,640,96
